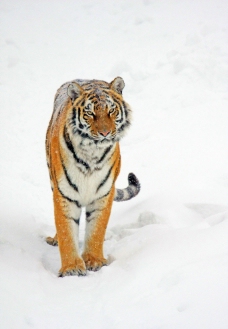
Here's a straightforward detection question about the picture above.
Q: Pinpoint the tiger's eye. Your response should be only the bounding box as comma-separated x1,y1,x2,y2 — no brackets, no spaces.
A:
86,111,93,116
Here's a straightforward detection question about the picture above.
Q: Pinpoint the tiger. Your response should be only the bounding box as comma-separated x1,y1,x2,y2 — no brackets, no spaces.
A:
45,77,140,277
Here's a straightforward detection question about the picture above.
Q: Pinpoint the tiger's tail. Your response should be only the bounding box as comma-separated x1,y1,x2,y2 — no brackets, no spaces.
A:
114,173,140,202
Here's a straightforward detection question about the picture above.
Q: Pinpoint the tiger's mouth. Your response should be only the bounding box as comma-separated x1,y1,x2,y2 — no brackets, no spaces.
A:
74,126,117,144
95,133,116,144
99,136,114,143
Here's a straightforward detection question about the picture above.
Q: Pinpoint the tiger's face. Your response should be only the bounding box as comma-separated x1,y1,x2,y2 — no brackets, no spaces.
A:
67,77,132,144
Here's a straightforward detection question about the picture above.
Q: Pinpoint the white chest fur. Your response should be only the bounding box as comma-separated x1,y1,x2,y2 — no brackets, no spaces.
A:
58,134,115,206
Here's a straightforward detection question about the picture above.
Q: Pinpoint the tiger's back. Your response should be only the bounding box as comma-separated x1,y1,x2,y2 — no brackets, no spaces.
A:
46,77,140,277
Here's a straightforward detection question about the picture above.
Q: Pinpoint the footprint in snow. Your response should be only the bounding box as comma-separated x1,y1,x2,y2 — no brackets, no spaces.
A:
106,211,162,241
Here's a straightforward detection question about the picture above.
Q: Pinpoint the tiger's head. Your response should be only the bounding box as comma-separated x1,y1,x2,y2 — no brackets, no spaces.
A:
67,77,132,144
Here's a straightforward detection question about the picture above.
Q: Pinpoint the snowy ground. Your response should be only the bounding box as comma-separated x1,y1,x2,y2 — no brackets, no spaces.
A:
0,0,228,328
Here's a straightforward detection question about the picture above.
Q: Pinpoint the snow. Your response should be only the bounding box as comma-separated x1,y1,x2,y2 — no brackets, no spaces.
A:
0,0,228,328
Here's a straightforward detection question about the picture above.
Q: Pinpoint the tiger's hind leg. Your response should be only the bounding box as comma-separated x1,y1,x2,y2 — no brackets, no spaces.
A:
46,233,58,246
82,186,115,271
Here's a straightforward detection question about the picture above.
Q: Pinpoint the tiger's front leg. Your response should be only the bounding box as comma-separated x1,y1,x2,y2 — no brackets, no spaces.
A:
82,186,115,271
53,188,86,277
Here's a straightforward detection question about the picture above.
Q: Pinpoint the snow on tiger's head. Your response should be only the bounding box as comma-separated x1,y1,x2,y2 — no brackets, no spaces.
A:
67,77,132,144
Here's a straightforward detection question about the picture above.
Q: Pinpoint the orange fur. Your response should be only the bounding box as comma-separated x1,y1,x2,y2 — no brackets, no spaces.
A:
45,77,138,277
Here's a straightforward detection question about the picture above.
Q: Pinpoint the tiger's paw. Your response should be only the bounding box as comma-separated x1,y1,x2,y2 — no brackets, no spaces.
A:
46,235,58,246
58,260,87,277
82,253,108,272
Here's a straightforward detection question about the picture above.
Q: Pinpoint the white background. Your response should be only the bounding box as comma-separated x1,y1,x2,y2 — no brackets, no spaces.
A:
0,1,228,328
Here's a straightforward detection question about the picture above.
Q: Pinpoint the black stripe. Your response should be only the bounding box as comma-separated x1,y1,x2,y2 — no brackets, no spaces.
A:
96,188,112,201
77,108,83,128
126,186,134,199
118,120,130,133
86,210,96,218
101,89,110,94
57,186,81,207
76,129,94,140
63,126,90,170
60,155,79,192
115,189,124,201
96,161,116,192
66,216,80,225
85,210,96,222
123,102,129,118
73,218,80,225
63,126,75,154
114,98,124,123
54,171,81,207
96,145,112,165
69,217,80,225
72,108,77,125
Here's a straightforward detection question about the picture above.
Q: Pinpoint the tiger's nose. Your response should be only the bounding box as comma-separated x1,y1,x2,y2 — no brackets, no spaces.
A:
99,130,110,137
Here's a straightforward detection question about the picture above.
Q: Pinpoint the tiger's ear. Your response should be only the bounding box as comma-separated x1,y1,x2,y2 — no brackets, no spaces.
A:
110,77,125,94
67,82,83,103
